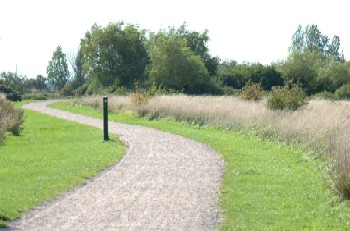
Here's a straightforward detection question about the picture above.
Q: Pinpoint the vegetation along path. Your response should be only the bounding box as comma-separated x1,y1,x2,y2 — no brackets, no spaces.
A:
9,101,224,230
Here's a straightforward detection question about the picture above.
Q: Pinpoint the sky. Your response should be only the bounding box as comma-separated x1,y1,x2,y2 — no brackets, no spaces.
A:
0,0,349,78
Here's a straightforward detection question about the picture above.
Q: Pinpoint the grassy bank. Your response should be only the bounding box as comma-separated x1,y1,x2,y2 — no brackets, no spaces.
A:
50,101,350,230
0,103,124,227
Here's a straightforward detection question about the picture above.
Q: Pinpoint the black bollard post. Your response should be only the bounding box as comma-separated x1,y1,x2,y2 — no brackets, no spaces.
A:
103,96,109,141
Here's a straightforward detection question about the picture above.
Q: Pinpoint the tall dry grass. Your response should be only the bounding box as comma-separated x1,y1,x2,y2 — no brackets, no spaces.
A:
74,95,350,198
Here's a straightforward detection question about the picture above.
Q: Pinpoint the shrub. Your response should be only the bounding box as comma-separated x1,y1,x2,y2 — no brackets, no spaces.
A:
240,80,263,100
314,91,336,100
6,93,21,101
267,83,307,110
0,100,24,143
22,93,48,100
335,84,350,99
223,86,241,96
131,82,162,107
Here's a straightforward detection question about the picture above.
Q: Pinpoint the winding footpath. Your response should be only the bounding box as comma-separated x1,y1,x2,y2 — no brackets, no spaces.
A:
8,101,224,230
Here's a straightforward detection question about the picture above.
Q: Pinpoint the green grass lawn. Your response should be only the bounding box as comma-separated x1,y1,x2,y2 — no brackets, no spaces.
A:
0,103,124,227
50,101,350,230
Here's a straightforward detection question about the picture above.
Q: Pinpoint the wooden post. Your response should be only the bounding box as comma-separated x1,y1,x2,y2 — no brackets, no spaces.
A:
103,96,109,141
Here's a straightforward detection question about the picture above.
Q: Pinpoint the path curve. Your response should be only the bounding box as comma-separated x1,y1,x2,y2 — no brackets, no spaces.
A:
9,101,224,230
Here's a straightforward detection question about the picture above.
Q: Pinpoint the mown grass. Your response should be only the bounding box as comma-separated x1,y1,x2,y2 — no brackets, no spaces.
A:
50,101,350,230
0,102,124,227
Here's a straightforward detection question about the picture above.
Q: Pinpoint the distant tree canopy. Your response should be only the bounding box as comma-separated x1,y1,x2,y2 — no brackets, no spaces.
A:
0,72,48,95
47,46,69,90
175,24,220,76
36,22,350,97
217,62,284,90
289,24,344,61
147,30,216,94
0,72,24,94
80,22,148,92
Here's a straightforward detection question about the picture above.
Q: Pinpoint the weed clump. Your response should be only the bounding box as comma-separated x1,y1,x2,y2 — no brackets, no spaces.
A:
267,82,307,110
335,84,350,100
131,82,162,107
240,80,263,101
0,100,24,143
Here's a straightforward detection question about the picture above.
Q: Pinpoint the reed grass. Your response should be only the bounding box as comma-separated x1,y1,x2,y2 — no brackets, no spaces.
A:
74,95,350,198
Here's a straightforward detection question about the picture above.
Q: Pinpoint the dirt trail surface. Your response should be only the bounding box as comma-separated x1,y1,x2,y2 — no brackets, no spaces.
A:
9,101,224,230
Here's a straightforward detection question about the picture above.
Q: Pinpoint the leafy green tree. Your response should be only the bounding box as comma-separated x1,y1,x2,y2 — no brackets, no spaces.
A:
217,61,283,90
289,24,343,60
278,51,327,94
317,58,350,92
0,72,24,94
80,22,148,91
177,24,219,76
47,46,69,90
34,75,48,91
147,32,214,94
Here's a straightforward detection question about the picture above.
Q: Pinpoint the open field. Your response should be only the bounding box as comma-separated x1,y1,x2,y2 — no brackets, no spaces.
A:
51,100,350,229
0,102,124,227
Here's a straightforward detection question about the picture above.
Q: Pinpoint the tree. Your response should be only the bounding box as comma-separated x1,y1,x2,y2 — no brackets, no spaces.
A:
278,51,327,94
0,72,24,94
80,22,148,91
34,75,48,91
289,24,343,60
317,58,350,92
147,32,215,94
175,24,219,76
47,46,69,90
217,61,283,90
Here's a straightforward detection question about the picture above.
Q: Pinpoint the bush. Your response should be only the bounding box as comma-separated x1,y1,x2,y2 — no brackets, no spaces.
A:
22,93,48,100
222,86,241,96
240,80,263,100
6,93,21,101
0,100,24,143
267,83,307,110
335,84,350,99
314,91,336,100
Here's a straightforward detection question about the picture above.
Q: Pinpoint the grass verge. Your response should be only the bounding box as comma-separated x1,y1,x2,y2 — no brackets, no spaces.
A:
50,101,350,230
0,102,124,228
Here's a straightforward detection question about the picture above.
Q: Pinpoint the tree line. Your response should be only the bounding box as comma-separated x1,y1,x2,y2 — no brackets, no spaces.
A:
2,23,350,97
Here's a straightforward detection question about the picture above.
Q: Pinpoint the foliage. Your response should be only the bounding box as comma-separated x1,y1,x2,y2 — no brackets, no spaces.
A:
70,48,85,89
60,82,75,96
80,22,148,91
314,91,336,100
0,72,24,94
317,58,350,92
222,86,241,95
289,24,344,60
335,84,350,99
0,100,24,143
131,82,162,107
147,30,214,94
278,51,327,94
240,80,263,100
47,46,69,90
175,23,220,76
218,62,284,90
21,93,48,100
0,107,124,227
267,82,307,110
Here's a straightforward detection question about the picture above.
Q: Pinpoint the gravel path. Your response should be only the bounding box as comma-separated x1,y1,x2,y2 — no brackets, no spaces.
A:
8,101,224,230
